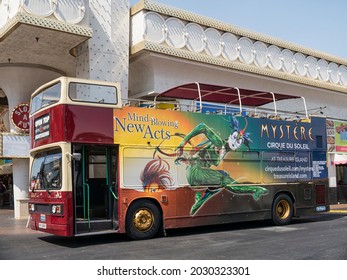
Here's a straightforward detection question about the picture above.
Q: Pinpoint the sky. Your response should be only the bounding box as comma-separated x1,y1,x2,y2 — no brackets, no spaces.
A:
130,0,347,60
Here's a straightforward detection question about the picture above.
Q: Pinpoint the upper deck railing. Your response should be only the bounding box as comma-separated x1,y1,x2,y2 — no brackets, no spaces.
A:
123,82,311,122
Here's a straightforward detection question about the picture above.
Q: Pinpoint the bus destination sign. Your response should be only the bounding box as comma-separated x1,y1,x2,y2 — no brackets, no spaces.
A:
34,114,50,141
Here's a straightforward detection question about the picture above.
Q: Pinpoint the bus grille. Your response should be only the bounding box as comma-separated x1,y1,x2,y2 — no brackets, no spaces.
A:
35,204,51,213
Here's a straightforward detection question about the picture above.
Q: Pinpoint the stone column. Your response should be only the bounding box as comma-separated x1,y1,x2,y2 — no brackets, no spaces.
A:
12,158,29,219
76,0,130,99
0,66,60,219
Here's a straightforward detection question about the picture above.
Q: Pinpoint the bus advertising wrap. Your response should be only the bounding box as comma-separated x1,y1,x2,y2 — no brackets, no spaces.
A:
113,107,325,149
114,107,327,191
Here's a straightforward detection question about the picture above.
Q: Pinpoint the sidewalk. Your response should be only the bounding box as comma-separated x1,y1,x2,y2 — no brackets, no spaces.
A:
0,207,33,236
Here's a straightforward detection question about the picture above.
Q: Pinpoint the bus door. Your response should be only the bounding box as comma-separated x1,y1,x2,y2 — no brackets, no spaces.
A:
73,144,118,234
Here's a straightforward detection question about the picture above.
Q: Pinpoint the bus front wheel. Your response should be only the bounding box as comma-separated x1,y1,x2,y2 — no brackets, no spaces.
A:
272,194,293,226
125,200,161,240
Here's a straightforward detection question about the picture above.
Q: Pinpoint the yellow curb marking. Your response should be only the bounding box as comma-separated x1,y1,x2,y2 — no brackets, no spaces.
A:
329,210,347,213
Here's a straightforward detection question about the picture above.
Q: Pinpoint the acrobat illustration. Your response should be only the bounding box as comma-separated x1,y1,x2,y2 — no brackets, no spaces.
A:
141,116,269,215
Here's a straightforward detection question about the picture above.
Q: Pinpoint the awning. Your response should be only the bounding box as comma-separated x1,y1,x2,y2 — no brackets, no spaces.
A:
332,154,347,165
0,134,29,158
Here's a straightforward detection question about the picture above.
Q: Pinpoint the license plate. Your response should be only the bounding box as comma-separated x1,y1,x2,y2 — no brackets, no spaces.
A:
38,223,47,229
40,214,46,222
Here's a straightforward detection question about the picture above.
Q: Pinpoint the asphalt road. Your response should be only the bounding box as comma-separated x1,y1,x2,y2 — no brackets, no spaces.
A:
1,210,346,260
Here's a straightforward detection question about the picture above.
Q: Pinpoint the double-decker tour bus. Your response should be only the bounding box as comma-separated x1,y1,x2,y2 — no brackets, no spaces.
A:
28,77,329,239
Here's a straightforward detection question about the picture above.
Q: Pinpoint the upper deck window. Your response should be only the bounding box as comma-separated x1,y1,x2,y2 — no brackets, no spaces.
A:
68,82,118,104
30,82,61,114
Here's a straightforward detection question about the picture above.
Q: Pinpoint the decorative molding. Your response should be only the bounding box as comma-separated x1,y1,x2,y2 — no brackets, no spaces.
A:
139,0,347,65
130,2,347,93
135,41,347,94
0,12,92,41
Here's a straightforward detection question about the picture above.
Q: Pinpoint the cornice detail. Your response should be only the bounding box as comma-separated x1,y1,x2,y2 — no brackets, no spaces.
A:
0,13,92,41
131,1,347,93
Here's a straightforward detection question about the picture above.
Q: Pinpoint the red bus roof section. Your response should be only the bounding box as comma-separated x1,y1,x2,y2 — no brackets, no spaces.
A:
158,83,299,107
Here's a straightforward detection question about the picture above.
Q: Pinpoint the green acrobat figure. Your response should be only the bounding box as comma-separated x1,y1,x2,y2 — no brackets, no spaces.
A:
173,117,268,215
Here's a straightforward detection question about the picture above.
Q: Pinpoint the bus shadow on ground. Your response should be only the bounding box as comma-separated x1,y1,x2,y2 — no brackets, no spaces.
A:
291,212,347,225
38,232,129,248
38,213,345,248
165,213,346,237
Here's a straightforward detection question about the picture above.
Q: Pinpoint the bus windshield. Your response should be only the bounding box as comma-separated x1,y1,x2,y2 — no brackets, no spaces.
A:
30,82,61,114
31,148,62,190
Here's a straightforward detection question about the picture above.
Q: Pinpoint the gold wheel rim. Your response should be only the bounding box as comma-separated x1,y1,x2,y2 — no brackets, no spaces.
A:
276,200,290,220
133,209,154,232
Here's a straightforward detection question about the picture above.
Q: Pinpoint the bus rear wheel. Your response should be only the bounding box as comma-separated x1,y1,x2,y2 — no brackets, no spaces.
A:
126,200,161,240
272,194,293,226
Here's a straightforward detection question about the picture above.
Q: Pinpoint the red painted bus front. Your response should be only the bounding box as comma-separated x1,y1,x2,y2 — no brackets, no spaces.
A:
29,192,73,236
30,104,114,150
29,103,115,237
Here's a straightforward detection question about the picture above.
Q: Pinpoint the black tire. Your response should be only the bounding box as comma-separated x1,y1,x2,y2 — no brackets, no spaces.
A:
125,200,161,240
272,194,293,226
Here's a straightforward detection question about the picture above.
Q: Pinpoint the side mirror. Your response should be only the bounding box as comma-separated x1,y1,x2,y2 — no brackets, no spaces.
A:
72,153,82,161
66,152,82,161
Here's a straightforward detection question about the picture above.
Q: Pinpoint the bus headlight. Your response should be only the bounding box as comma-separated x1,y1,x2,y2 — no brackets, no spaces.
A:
316,205,326,212
51,204,63,214
28,203,35,212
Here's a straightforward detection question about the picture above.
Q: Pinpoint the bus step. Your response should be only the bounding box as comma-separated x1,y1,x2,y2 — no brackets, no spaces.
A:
76,219,113,233
75,229,119,237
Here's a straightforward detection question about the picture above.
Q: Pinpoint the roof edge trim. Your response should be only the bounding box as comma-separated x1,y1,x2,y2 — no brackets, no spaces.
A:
0,12,93,42
139,0,347,66
136,41,347,94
